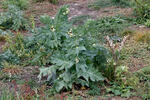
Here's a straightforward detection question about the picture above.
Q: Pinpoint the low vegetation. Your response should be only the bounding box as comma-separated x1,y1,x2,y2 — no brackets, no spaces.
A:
0,0,150,99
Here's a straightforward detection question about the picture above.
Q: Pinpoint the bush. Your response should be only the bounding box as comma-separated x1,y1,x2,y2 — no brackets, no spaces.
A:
2,0,29,10
0,5,29,31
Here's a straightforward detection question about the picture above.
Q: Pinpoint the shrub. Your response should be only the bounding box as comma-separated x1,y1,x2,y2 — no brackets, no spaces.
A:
2,0,29,10
0,5,29,31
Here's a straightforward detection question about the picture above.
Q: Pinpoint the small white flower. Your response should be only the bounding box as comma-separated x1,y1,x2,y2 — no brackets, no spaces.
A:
68,29,74,37
75,58,79,63
113,62,116,66
63,12,66,15
66,8,70,14
92,43,96,46
50,26,55,32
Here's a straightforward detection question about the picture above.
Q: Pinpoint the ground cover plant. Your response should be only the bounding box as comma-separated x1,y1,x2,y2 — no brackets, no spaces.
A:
88,0,131,10
133,0,150,23
2,0,29,10
0,0,150,99
0,5,29,31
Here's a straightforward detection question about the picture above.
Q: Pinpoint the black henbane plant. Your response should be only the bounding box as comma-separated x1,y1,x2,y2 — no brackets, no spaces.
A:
1,5,109,92
36,5,108,92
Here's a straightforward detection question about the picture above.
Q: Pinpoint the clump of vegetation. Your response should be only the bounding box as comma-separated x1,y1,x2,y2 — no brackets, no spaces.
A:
0,0,149,98
0,5,29,31
1,6,109,93
34,0,59,4
135,67,150,99
111,0,131,7
145,19,150,27
88,0,131,10
2,0,29,10
84,16,132,42
133,0,150,23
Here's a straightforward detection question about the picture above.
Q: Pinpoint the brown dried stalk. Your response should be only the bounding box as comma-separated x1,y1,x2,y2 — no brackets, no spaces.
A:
105,35,129,62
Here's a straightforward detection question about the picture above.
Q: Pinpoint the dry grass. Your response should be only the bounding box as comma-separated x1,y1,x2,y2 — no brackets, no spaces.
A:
121,35,150,72
133,31,150,43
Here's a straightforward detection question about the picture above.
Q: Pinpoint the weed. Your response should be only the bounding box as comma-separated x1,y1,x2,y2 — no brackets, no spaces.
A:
133,0,150,23
135,66,150,99
106,82,134,98
88,0,131,10
0,5,109,93
0,5,29,31
2,0,29,10
145,19,150,27
34,0,59,4
84,16,132,42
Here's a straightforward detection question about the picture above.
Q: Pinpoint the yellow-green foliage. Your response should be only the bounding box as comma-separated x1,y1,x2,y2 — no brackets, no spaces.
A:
0,62,22,80
3,33,31,60
2,61,19,68
0,35,5,42
115,65,139,87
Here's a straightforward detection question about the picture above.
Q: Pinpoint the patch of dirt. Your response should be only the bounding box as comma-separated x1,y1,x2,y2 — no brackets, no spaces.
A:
26,0,133,21
0,66,40,94
96,7,133,18
110,96,142,100
68,0,133,19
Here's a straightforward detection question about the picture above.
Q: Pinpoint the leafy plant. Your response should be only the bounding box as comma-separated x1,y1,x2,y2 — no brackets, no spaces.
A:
88,0,131,10
106,82,134,98
87,82,102,96
133,0,150,23
135,67,150,99
0,5,108,93
84,16,132,42
0,5,29,31
34,0,59,4
111,0,131,7
34,6,107,92
2,0,29,10
145,19,150,27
